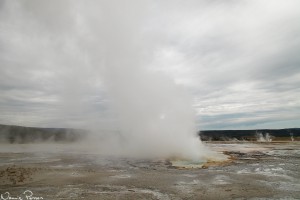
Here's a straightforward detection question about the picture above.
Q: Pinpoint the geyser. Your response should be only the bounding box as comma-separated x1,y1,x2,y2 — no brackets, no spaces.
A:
0,0,218,161
98,1,210,160
105,68,206,159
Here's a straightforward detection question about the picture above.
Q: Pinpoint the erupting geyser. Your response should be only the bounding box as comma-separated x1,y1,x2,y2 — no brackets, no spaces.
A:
106,68,206,160
98,1,212,161
3,0,222,162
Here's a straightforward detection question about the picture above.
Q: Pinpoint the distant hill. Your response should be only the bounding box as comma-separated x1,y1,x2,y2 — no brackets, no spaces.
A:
199,128,300,141
1,124,299,143
0,124,85,143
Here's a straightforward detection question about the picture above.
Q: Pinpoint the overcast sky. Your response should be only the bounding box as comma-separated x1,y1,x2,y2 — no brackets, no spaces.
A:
0,0,299,130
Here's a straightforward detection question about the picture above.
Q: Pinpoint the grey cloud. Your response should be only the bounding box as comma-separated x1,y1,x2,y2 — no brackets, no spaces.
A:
0,0,299,130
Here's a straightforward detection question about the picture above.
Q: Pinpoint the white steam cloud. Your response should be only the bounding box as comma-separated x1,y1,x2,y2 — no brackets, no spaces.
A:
92,1,207,159
0,0,210,159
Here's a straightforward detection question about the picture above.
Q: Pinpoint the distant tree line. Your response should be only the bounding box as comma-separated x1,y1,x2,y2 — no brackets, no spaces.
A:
0,124,85,143
199,128,300,141
1,124,299,143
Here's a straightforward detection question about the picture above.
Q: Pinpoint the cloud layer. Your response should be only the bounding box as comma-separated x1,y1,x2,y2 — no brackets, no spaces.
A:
0,0,299,130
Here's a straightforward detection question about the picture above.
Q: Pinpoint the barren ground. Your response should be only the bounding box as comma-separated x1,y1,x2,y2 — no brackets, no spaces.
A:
0,142,299,199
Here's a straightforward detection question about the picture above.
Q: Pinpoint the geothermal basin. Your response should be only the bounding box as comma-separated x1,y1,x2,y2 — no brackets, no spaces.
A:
0,141,299,199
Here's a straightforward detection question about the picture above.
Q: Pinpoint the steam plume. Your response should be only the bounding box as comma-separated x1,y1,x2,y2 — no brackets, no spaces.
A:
95,1,207,159
0,0,212,160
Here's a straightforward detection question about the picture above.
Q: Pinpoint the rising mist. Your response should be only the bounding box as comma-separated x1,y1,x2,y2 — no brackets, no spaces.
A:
0,0,216,160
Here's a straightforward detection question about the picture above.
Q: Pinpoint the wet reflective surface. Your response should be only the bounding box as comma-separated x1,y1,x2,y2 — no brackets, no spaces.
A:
0,142,299,199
